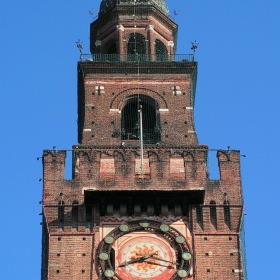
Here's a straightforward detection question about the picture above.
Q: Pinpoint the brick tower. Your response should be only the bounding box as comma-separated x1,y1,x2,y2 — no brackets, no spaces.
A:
41,1,247,279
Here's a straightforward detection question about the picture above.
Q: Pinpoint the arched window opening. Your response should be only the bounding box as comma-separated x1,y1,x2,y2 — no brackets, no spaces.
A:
196,206,204,230
127,33,146,61
210,201,217,229
72,201,78,229
155,39,168,61
224,200,231,229
121,94,161,144
58,201,64,229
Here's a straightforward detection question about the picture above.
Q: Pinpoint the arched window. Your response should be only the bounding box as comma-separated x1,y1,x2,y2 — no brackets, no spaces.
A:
58,201,64,229
72,201,78,229
155,39,168,61
196,206,203,230
210,201,217,229
127,33,146,61
121,94,161,144
224,200,231,229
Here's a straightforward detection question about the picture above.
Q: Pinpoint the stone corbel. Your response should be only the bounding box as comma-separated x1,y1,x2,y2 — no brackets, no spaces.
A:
117,25,125,32
95,40,102,47
146,25,154,32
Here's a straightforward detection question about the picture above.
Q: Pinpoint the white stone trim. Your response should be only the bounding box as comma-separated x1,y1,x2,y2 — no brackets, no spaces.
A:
82,187,97,194
95,40,102,47
117,25,124,31
190,187,204,190
110,109,121,113
146,25,154,32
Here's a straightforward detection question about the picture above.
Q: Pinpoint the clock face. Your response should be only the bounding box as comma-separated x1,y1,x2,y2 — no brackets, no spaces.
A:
97,220,192,280
116,235,176,279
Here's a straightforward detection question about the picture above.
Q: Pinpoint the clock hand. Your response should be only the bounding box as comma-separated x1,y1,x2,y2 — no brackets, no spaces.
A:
143,260,174,268
149,256,178,265
119,256,144,267
119,253,157,267
136,252,157,259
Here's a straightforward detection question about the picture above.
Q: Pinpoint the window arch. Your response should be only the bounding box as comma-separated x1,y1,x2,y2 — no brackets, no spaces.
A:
121,94,161,144
127,33,146,61
224,200,231,229
155,39,168,61
210,201,217,229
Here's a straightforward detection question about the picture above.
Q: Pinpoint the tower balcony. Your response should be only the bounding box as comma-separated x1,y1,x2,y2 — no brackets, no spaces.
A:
80,53,195,63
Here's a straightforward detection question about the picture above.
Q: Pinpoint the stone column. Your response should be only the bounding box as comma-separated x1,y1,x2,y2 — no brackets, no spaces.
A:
117,25,125,61
146,25,155,61
168,41,174,61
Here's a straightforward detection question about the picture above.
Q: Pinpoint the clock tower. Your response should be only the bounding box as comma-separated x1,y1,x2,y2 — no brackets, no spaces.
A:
41,1,247,279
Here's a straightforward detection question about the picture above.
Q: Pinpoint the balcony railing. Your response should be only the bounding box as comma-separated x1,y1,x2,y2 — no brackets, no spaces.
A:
80,53,195,63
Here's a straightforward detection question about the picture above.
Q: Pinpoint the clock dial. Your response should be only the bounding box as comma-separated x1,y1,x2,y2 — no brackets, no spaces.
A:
117,236,176,279
97,220,192,280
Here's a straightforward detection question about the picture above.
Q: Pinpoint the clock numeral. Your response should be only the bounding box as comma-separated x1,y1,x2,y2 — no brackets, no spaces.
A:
160,224,170,232
99,252,109,261
104,269,115,278
104,235,115,244
119,223,129,232
177,269,188,278
139,221,150,227
175,235,185,244
182,252,192,261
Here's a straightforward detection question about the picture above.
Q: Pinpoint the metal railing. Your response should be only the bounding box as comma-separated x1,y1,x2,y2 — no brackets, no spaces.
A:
80,53,195,63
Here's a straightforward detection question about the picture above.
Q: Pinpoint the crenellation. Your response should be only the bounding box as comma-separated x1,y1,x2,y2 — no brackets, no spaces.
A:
43,150,66,181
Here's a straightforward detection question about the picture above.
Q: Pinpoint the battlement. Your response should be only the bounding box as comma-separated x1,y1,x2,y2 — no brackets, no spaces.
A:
42,147,243,206
42,147,244,239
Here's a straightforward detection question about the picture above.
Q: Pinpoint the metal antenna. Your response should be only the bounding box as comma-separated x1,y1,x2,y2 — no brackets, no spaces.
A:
75,39,83,54
173,10,179,21
191,40,198,53
89,9,97,21
89,9,94,18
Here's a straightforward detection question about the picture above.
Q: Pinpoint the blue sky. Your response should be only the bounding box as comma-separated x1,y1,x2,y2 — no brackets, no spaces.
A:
0,0,279,279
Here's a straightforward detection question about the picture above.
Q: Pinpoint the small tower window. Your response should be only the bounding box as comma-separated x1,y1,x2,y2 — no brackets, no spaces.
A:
58,201,64,229
224,200,231,229
86,206,93,230
155,39,168,61
196,206,204,230
72,201,78,229
210,201,217,229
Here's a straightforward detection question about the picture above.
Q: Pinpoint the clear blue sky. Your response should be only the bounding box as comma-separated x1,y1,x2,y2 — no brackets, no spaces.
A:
0,0,279,279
